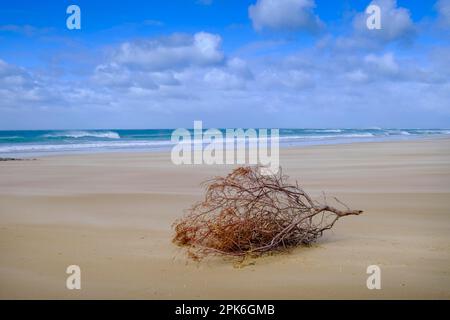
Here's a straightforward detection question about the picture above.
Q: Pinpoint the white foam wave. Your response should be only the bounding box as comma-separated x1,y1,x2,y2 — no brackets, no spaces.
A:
42,131,120,139
280,133,374,140
304,129,343,133
0,140,173,153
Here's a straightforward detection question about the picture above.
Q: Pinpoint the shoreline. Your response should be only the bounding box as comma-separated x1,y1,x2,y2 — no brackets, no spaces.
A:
1,137,449,299
1,133,449,160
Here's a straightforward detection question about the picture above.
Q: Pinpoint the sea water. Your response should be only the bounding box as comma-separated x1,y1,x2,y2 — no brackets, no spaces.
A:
0,128,448,158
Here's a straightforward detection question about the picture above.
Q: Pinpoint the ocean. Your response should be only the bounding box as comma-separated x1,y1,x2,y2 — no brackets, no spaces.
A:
0,128,449,157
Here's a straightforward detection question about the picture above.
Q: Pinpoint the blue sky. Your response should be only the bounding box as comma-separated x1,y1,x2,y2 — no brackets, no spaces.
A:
0,0,449,129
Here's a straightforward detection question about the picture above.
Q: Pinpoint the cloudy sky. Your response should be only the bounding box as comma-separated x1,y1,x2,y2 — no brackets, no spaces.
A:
0,0,449,129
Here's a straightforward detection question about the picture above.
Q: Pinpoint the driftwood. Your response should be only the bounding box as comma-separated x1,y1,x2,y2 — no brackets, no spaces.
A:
173,166,362,260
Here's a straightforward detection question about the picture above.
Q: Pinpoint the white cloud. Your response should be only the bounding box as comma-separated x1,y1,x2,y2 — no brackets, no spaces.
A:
364,52,399,75
259,67,314,89
203,58,253,90
2,26,450,129
353,0,415,44
93,32,236,94
248,0,323,32
344,69,369,83
93,62,180,89
112,32,224,71
0,59,48,105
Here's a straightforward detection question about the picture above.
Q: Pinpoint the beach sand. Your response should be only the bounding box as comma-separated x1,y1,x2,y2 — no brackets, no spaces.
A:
0,138,449,299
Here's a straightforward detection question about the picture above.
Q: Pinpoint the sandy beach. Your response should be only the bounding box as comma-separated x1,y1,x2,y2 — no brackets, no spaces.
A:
0,138,449,299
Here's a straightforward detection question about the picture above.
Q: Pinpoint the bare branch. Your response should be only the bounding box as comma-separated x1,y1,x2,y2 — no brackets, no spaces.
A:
172,166,363,260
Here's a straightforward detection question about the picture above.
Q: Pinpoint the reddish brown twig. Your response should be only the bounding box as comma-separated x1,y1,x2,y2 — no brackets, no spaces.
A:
172,166,362,260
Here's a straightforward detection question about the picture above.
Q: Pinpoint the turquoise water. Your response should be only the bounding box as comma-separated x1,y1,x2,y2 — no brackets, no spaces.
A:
0,128,449,157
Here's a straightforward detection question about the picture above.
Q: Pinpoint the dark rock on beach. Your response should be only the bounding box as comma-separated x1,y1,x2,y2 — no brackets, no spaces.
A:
0,157,36,161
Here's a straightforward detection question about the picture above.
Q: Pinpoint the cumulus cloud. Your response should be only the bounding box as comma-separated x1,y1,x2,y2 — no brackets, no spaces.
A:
2,20,450,129
0,58,111,115
92,31,240,95
248,0,323,33
352,0,415,44
203,58,253,90
93,62,180,90
258,67,314,90
0,59,47,105
111,32,224,71
364,52,399,76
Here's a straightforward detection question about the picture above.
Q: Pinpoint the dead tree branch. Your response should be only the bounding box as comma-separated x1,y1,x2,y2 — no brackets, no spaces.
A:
172,166,363,259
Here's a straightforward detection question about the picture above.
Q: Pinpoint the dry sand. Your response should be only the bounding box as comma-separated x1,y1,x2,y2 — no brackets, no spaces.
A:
0,138,449,299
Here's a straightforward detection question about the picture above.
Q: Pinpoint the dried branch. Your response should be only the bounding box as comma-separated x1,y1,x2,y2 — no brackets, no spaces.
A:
172,166,363,260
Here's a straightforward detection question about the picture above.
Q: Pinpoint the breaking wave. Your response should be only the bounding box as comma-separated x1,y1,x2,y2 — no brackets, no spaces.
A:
42,131,120,139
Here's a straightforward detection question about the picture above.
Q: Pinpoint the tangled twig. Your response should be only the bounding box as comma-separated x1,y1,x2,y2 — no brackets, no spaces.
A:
173,166,362,260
